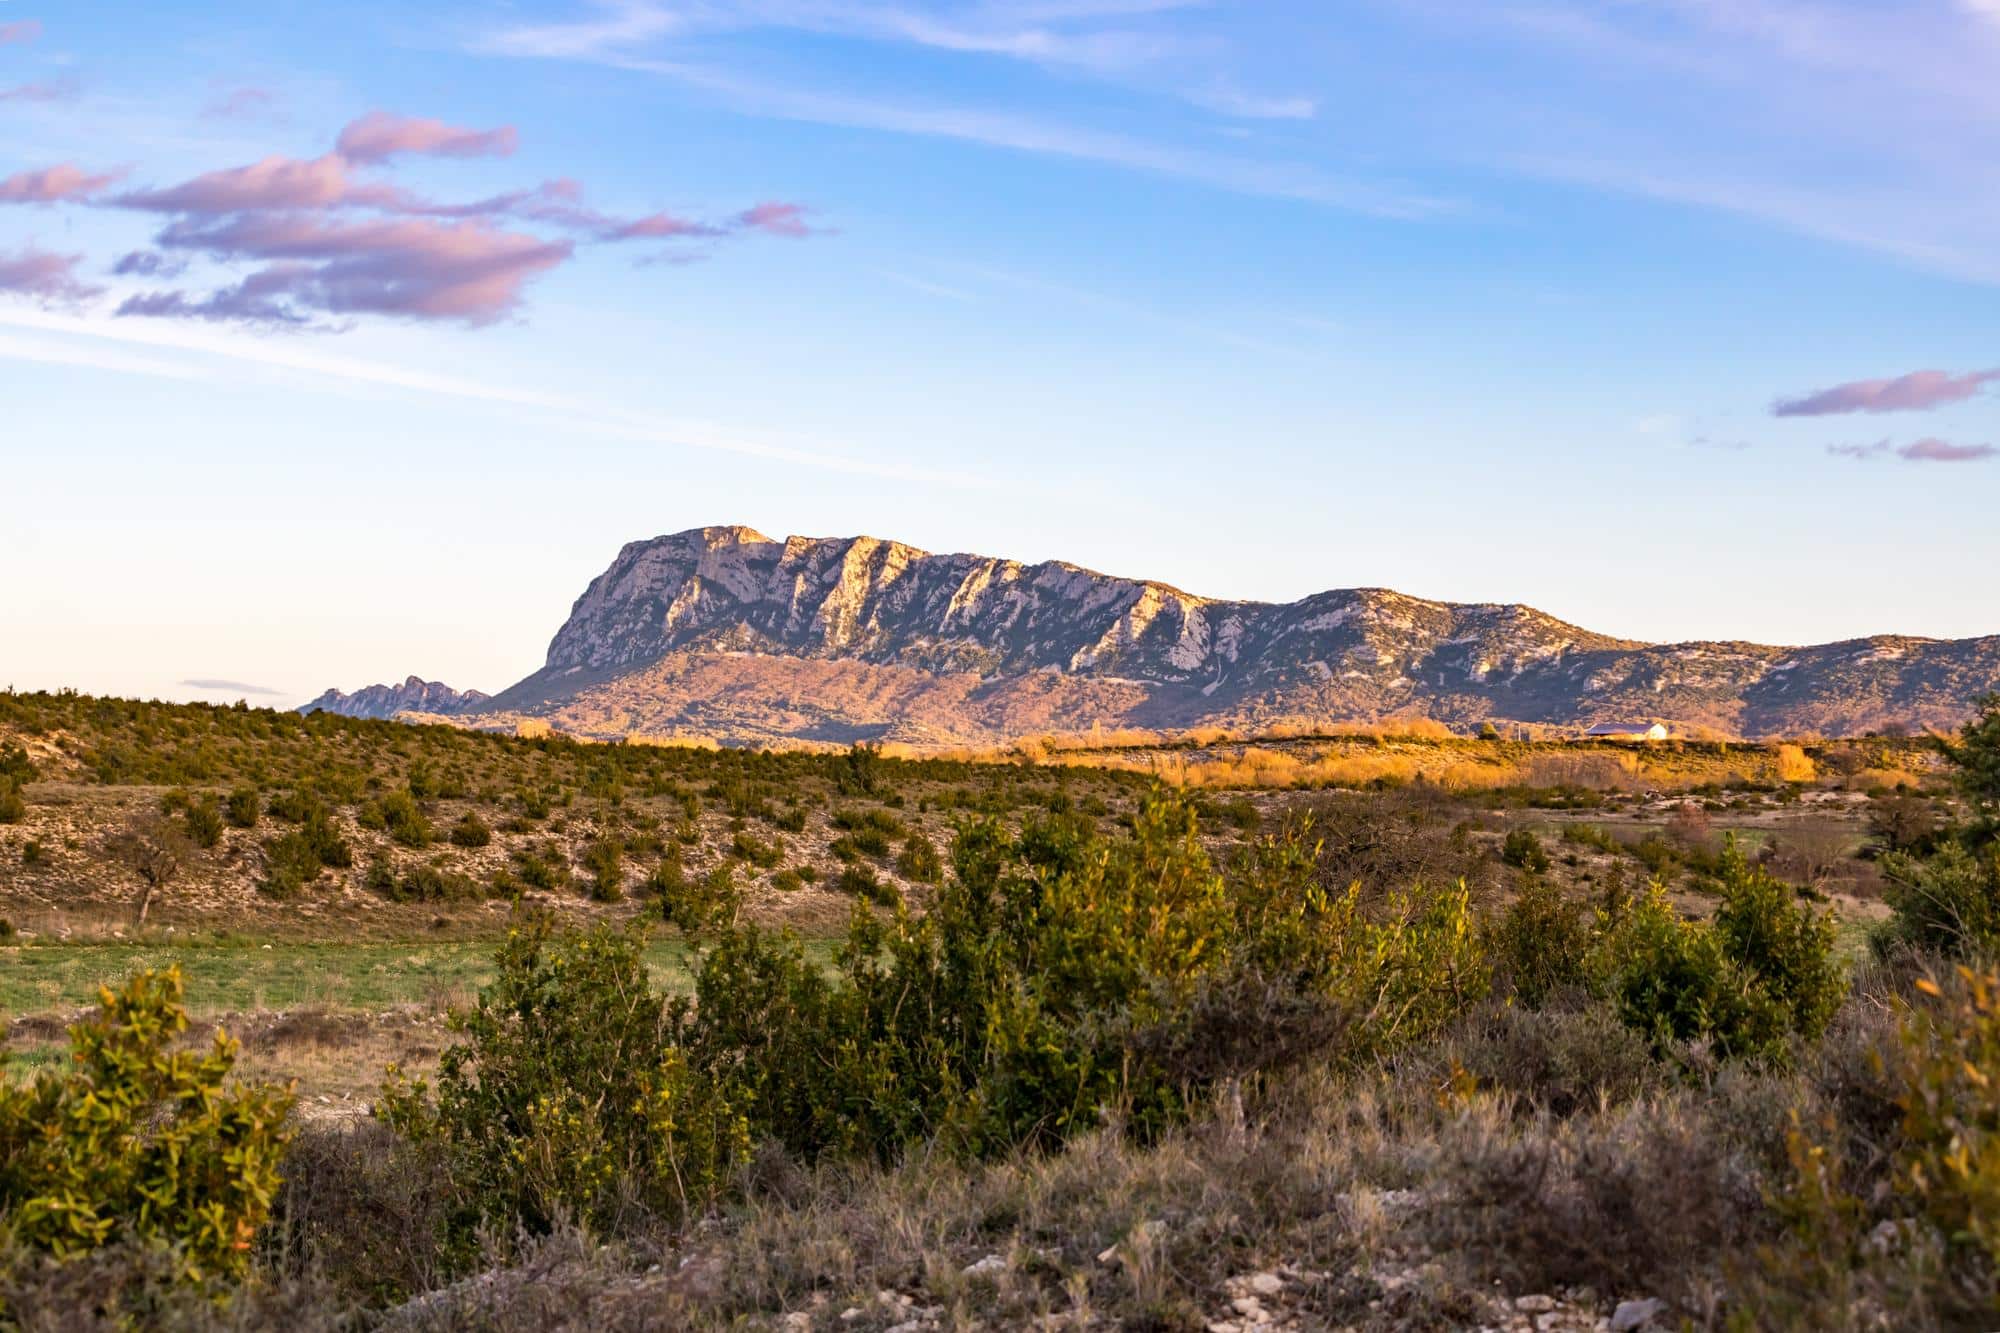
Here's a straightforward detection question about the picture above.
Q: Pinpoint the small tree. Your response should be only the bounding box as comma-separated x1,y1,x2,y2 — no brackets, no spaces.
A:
104,812,192,927
1939,693,2000,837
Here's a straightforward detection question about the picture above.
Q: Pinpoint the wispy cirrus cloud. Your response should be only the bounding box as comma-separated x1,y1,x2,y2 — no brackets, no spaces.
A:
1827,438,1996,463
0,19,41,46
475,3,1367,206
1774,368,2000,417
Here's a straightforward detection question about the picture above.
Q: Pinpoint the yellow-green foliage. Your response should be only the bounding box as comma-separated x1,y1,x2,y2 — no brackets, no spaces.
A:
1896,969,2000,1279
0,968,295,1286
379,918,750,1250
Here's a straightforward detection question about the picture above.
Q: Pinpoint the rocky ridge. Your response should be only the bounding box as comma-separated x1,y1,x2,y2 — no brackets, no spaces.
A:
307,526,2000,743
300,676,490,722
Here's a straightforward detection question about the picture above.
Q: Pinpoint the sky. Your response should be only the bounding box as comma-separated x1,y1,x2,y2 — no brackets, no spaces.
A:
3,0,1998,706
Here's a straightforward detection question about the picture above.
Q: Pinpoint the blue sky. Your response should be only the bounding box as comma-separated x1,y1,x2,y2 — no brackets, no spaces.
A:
3,0,1998,705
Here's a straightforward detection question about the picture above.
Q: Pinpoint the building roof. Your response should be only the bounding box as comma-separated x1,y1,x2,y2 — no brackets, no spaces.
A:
1585,721,1663,736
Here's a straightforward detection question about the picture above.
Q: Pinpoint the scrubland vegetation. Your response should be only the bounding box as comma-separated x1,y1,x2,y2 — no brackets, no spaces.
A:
0,689,1996,1328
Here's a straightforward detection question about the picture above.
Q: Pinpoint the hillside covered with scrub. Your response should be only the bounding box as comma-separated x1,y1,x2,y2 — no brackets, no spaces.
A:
0,688,1997,1327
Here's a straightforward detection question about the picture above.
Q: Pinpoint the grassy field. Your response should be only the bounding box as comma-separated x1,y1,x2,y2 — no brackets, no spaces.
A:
0,932,842,1020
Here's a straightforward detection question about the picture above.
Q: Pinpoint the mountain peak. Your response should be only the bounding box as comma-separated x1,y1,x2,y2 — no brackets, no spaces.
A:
313,525,2000,742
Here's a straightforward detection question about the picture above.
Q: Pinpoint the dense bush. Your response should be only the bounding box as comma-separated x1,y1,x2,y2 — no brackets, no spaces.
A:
258,797,351,899
163,789,225,849
224,784,261,829
1879,844,2000,959
379,919,748,1253
0,969,294,1287
1501,828,1550,873
447,811,492,848
1489,878,1601,1008
895,830,943,883
363,790,434,849
582,836,624,902
0,782,23,825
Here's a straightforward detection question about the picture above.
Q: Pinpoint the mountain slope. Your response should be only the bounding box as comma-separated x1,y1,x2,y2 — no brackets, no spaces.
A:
300,676,490,721
329,526,2000,743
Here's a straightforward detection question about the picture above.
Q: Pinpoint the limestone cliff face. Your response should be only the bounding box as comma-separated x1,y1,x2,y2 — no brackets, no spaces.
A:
325,527,2000,742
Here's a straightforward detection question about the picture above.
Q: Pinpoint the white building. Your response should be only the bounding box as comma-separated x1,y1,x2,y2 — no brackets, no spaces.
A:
1583,721,1670,741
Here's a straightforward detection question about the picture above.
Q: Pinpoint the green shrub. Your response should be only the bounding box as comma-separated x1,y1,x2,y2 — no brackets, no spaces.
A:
178,795,224,850
1878,843,2000,960
257,797,350,898
659,864,739,935
447,812,492,849
582,837,624,902
366,791,434,849
378,917,748,1257
514,849,571,893
1599,852,1844,1067
1492,878,1602,1008
0,782,24,825
1709,839,1845,1042
1502,828,1550,873
770,868,804,893
836,862,895,904
1561,822,1620,854
0,968,294,1286
224,785,261,829
727,829,781,869
830,806,903,836
895,830,943,883
1608,887,1788,1060
391,862,481,904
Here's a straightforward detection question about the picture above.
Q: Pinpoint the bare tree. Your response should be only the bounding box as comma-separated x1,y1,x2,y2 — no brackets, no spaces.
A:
1768,816,1852,893
104,812,192,927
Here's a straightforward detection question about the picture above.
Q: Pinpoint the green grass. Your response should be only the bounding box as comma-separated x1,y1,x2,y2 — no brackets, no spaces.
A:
0,934,840,1019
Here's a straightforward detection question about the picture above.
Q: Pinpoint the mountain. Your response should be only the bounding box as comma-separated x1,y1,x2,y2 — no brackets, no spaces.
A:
300,676,490,721
314,526,2000,743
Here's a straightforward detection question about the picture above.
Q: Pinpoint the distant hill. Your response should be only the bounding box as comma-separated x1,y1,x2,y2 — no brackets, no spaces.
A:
300,676,490,722
304,525,2000,743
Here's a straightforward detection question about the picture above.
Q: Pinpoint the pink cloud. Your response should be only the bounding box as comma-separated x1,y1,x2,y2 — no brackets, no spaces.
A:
1898,437,1995,463
1775,368,2000,416
84,107,819,329
605,209,723,241
0,247,99,302
735,201,815,237
335,111,519,164
115,154,354,213
0,20,41,45
1826,438,1995,463
141,214,572,324
0,163,123,204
